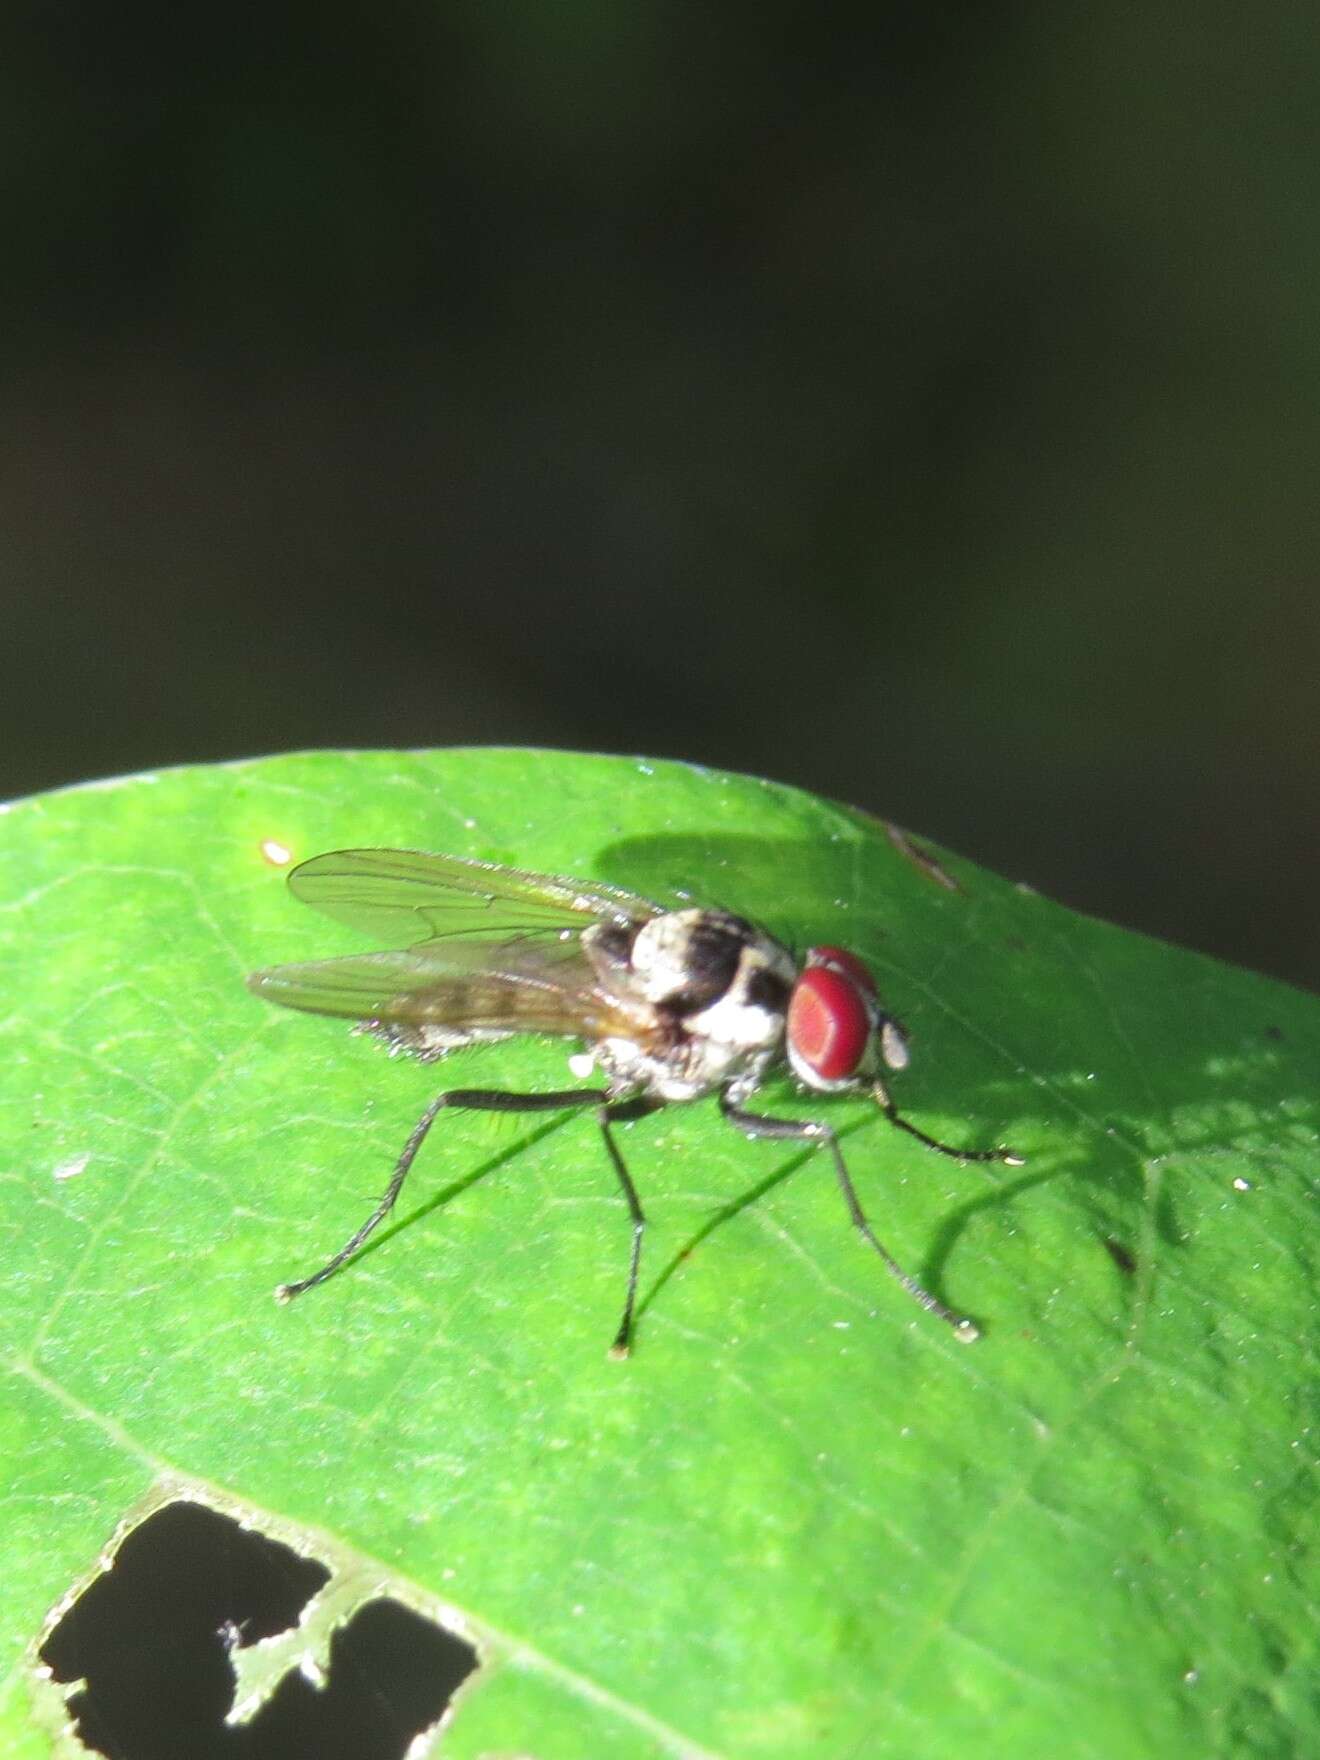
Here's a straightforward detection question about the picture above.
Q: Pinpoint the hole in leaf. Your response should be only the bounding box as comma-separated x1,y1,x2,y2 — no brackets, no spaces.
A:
40,1500,479,1759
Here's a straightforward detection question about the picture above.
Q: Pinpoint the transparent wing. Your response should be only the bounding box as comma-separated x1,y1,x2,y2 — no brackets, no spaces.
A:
247,939,651,1040
287,847,663,947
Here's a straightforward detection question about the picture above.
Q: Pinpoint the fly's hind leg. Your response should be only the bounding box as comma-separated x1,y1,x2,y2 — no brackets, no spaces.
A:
276,1086,608,1303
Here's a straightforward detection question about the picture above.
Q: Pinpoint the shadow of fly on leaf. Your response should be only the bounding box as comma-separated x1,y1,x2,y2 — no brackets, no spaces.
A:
248,848,1022,1357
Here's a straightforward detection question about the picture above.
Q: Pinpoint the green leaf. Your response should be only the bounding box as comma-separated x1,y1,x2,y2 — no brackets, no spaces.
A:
2,748,1317,1758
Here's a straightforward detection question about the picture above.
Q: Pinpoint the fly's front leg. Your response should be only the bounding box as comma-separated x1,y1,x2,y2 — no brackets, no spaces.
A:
718,1090,979,1342
873,1077,1023,1167
276,1086,609,1303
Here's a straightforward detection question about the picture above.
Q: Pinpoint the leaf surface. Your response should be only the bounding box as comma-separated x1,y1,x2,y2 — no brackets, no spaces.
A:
1,749,1316,1757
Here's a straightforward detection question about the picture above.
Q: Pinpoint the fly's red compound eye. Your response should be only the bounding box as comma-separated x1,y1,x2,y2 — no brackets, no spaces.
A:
807,944,877,996
787,963,871,1083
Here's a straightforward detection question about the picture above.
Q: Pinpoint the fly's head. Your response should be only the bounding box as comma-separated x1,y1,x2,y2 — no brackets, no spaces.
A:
785,946,909,1094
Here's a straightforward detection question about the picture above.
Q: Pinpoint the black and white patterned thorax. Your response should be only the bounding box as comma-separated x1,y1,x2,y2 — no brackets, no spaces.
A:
578,908,796,1104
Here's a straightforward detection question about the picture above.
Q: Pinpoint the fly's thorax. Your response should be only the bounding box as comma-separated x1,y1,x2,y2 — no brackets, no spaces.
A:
582,908,795,1103
591,1032,777,1104
625,909,752,1008
588,908,793,1013
681,939,793,1055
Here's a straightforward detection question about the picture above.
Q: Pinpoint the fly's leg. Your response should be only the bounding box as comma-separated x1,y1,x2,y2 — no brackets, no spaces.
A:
275,1087,610,1303
873,1078,1023,1167
597,1096,655,1361
719,1091,980,1342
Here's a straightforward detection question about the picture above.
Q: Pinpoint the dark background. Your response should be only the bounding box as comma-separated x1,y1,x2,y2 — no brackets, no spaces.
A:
4,4,1316,989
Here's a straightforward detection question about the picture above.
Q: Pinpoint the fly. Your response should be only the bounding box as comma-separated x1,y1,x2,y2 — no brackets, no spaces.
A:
248,847,1022,1356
